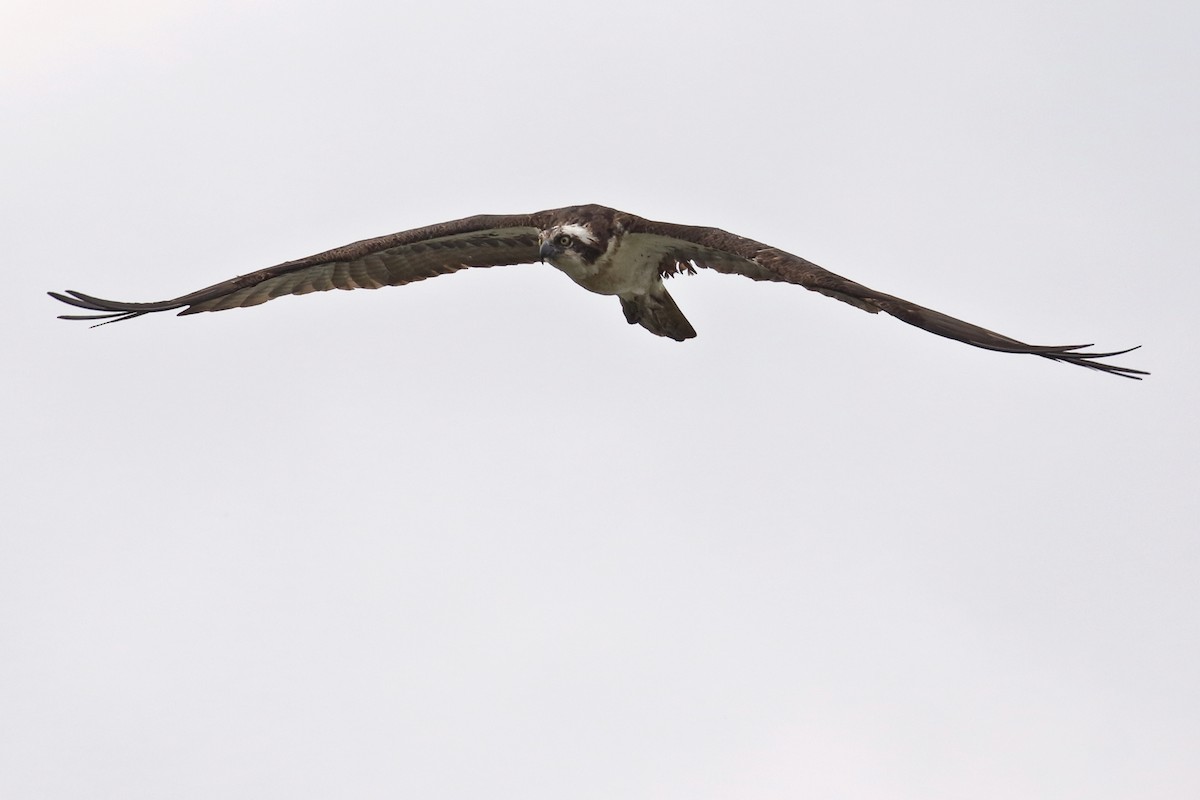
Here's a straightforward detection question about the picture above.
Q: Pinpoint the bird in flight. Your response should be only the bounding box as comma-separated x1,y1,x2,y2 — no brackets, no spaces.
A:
49,204,1145,378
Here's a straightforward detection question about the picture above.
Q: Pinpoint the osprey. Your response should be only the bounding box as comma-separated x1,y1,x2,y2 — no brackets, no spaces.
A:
49,204,1145,378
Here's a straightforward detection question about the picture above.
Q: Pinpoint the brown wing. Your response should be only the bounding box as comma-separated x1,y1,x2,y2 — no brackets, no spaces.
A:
622,215,1146,379
49,214,541,324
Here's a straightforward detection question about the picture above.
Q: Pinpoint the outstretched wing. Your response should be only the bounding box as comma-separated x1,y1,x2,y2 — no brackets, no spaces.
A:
622,215,1146,379
49,214,542,324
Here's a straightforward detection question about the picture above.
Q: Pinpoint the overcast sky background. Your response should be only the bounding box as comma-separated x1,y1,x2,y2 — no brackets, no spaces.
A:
2,1,1198,798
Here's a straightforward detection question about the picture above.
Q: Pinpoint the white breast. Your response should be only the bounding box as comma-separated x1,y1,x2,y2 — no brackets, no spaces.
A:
560,233,670,297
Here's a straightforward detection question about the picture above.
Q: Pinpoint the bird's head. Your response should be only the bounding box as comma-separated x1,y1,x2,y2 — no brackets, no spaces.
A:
538,222,606,269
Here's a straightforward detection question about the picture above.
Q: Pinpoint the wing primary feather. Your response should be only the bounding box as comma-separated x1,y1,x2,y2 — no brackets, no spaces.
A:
868,295,1146,377
56,311,134,321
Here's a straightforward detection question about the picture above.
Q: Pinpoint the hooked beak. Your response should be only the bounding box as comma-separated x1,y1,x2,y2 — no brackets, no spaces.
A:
538,240,560,262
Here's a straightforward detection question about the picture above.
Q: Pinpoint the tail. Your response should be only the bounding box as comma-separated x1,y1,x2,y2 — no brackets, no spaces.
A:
619,284,697,341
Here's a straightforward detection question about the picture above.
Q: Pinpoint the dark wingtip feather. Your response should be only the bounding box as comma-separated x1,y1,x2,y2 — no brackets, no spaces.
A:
49,289,183,324
56,311,129,321
1062,344,1142,360
873,298,1147,379
1040,344,1147,379
48,291,103,311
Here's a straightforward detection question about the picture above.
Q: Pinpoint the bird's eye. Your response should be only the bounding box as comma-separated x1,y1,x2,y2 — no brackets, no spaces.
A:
556,234,573,247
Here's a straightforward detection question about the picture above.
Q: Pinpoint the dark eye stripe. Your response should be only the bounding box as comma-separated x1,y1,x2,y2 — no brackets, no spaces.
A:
574,240,603,262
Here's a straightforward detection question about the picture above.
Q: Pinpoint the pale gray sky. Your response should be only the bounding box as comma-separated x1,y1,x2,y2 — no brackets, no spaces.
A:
3,2,1198,798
